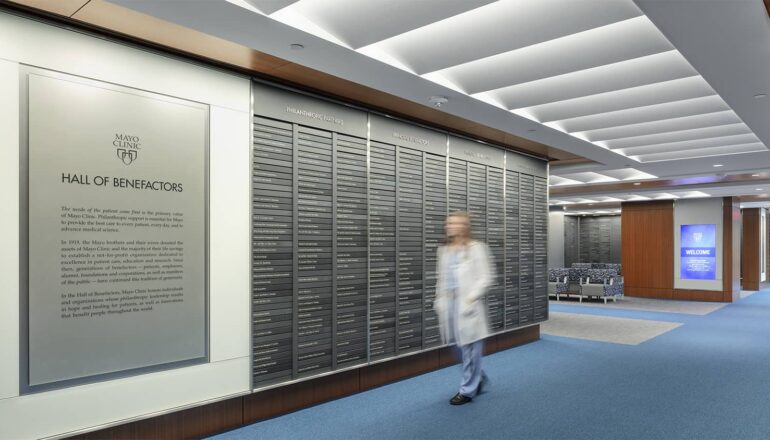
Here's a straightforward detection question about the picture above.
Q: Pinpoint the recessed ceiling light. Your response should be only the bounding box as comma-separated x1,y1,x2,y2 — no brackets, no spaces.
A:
755,94,767,99
633,182,641,186
752,174,760,177
713,164,723,167
289,43,305,50
428,96,449,108
756,188,764,191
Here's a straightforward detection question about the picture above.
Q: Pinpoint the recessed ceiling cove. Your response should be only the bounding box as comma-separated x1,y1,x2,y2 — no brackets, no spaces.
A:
550,168,657,186
229,0,767,164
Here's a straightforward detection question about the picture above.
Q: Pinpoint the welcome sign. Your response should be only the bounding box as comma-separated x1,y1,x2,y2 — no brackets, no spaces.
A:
680,224,717,280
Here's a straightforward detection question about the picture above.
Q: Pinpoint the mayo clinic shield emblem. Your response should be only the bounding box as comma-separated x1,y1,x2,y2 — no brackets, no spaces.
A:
117,148,138,165
693,232,703,243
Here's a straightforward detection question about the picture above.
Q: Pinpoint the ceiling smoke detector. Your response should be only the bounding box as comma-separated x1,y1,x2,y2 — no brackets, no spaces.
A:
428,96,449,108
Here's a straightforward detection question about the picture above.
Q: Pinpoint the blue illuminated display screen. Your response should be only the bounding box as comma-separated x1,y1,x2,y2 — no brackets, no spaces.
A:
680,224,717,280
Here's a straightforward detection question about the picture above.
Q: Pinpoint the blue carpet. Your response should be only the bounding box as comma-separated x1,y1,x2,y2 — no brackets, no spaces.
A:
211,288,770,440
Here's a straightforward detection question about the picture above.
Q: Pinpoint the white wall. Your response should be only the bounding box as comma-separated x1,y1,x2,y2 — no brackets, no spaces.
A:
548,211,565,268
0,11,251,439
673,198,724,291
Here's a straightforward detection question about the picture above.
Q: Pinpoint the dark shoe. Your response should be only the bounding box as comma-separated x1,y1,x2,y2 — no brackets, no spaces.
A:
449,393,472,405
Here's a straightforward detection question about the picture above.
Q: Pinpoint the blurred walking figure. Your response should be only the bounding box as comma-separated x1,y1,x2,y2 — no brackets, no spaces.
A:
434,211,494,405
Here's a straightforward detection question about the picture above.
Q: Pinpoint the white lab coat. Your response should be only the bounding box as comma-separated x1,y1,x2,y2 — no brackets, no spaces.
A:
433,240,494,346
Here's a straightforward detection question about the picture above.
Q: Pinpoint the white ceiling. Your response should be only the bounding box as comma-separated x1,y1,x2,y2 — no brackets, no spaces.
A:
109,0,770,200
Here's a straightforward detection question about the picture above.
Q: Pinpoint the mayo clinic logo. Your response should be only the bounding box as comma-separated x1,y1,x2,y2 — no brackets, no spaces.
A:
113,133,141,165
693,232,703,243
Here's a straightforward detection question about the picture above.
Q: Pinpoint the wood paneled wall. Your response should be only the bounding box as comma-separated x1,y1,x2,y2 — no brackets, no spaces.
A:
621,201,674,298
72,325,539,440
621,198,739,302
742,208,761,291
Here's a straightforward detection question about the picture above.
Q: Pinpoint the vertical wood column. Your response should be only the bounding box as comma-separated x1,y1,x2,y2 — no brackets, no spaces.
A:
723,197,741,301
742,207,761,291
621,201,674,298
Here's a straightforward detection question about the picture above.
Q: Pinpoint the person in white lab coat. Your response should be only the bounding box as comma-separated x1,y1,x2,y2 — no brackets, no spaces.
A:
434,211,493,405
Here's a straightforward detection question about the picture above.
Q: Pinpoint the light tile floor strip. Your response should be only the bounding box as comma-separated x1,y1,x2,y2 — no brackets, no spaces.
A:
551,295,726,315
741,290,759,299
541,311,683,345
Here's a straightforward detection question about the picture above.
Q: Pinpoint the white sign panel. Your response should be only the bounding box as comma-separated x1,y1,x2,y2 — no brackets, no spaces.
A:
26,71,208,389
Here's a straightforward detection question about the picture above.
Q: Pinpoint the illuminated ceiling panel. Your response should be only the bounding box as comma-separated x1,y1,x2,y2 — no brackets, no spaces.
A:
431,16,672,95
555,95,730,133
550,167,656,186
549,175,583,186
629,143,766,163
241,0,299,15
358,0,643,74
618,133,760,157
284,0,496,49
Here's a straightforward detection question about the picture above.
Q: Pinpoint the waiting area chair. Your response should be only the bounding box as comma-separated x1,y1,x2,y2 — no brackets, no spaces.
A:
549,264,624,303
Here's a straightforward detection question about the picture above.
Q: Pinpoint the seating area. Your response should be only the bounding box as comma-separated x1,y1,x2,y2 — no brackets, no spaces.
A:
548,263,624,303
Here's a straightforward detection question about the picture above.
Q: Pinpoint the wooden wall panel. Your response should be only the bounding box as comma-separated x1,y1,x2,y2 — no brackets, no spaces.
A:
438,346,460,368
496,325,540,351
742,208,761,291
621,201,674,298
75,397,243,440
359,351,441,391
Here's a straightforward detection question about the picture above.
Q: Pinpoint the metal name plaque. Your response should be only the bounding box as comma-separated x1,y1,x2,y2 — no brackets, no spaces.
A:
447,135,505,168
253,82,367,138
25,71,208,390
369,114,447,156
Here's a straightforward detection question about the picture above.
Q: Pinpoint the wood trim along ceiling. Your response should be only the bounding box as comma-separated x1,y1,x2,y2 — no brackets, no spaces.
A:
561,202,621,211
8,0,89,17
765,0,770,22
739,194,770,202
4,0,585,162
551,172,770,197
